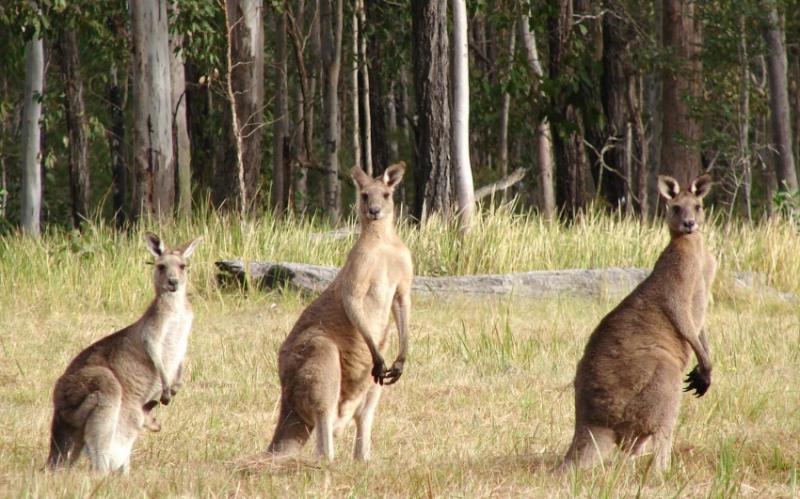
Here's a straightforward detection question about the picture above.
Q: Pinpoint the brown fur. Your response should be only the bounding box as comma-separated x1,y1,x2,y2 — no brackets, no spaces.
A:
557,173,716,473
267,162,413,461
46,232,201,473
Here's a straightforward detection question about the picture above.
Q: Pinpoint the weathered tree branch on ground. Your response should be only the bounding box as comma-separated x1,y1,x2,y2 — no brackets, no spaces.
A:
215,260,794,301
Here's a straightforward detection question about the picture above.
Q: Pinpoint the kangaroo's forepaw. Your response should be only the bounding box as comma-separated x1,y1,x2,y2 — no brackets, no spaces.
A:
382,360,404,385
371,358,387,385
160,388,172,405
683,365,711,397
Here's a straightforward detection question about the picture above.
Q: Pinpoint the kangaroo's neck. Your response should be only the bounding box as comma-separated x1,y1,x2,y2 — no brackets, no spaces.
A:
359,217,395,240
668,230,704,252
148,290,191,318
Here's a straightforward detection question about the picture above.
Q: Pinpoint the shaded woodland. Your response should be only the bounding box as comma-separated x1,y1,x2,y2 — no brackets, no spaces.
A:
1,0,799,235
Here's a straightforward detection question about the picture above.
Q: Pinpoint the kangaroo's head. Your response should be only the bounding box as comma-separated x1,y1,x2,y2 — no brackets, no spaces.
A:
657,173,713,237
352,162,405,224
145,232,202,295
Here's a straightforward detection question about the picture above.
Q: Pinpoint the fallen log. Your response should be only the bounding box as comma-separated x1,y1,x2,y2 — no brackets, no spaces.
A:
215,260,795,301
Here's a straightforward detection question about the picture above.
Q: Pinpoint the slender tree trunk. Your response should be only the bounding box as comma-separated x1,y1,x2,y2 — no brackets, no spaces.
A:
131,0,175,220
738,13,752,221
627,73,649,219
499,26,515,203
399,66,410,140
21,33,44,236
273,6,289,214
357,0,373,176
387,83,399,161
57,29,91,229
351,5,362,172
661,0,703,187
411,0,451,221
0,75,9,219
215,0,264,213
170,1,192,218
763,0,798,192
108,61,126,228
452,0,473,231
321,0,343,224
519,10,555,220
293,0,319,212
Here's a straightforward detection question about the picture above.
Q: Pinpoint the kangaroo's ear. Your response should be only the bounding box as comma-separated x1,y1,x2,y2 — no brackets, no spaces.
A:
351,166,370,190
657,175,680,200
382,161,406,190
176,237,202,259
690,173,713,198
145,232,165,257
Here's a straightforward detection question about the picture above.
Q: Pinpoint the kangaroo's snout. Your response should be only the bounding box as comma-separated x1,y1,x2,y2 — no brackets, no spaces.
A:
368,206,381,219
683,220,696,232
167,278,179,291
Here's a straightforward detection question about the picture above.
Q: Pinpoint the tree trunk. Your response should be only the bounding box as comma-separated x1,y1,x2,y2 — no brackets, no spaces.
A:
661,0,703,187
763,0,798,192
351,4,362,172
215,0,265,213
452,0,473,231
357,0,374,176
131,0,175,220
321,0,343,224
293,0,320,212
108,60,126,228
548,0,587,221
598,6,628,209
498,26,515,204
20,33,44,237
518,11,555,220
738,13,752,221
170,1,192,218
411,0,451,221
364,0,389,177
273,6,289,214
57,29,91,229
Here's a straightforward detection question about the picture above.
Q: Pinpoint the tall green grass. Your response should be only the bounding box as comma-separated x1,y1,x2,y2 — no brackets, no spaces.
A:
1,203,798,316
0,205,798,496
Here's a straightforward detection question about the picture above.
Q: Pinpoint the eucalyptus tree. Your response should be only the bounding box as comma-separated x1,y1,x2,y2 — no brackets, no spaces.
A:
452,0,473,231
131,0,175,220
411,0,451,221
20,23,44,236
320,0,343,224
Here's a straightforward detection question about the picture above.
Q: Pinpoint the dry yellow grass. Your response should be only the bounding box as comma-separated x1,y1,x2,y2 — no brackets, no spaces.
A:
1,211,799,497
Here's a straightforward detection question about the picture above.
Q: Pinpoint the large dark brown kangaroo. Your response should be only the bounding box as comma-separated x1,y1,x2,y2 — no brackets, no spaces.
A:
557,173,716,473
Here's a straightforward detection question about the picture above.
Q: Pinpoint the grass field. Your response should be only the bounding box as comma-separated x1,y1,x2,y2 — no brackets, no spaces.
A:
0,208,798,497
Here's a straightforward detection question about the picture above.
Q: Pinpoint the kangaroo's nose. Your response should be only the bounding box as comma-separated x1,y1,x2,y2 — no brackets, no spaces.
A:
168,278,179,287
683,220,695,230
368,206,381,216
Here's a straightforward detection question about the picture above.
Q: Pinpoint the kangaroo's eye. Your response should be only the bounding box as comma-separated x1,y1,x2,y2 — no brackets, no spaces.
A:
361,193,368,202
383,192,390,199
179,264,187,270
671,206,680,214
157,264,166,272
695,204,701,212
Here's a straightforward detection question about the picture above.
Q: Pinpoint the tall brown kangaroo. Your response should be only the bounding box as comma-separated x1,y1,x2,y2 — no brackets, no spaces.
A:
267,162,412,461
557,173,716,473
46,232,201,473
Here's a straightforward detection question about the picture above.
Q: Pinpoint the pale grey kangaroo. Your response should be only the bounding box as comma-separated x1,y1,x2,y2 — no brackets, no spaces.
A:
46,232,201,473
267,162,412,461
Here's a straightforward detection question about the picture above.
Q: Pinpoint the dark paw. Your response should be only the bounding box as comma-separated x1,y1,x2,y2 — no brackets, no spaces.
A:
381,361,404,386
683,365,711,397
160,389,172,405
371,359,387,385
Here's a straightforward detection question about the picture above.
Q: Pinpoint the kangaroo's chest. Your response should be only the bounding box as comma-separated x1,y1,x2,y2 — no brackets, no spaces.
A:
160,311,194,381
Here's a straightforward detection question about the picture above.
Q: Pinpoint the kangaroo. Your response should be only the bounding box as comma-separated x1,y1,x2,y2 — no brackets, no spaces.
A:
46,232,201,473
266,162,412,461
557,173,716,473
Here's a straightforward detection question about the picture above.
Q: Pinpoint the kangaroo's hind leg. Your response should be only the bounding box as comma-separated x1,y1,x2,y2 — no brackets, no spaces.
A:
556,424,617,473
266,400,313,457
353,383,382,461
80,370,123,472
310,338,341,461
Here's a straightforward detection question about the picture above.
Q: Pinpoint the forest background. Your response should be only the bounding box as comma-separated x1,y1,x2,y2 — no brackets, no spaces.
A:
2,0,799,231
